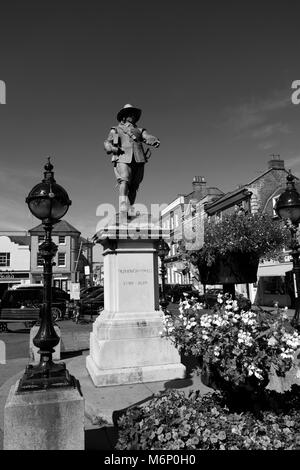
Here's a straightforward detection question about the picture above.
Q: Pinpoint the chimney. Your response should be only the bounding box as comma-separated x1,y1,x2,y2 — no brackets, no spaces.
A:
267,155,285,170
192,176,206,192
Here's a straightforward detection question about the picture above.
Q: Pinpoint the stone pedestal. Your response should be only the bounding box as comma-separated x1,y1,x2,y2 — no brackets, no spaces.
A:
29,324,61,363
4,380,85,450
86,215,186,386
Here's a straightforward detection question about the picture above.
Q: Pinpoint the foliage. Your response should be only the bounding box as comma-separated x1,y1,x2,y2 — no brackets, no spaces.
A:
116,389,300,450
184,210,290,267
161,295,207,356
162,294,300,389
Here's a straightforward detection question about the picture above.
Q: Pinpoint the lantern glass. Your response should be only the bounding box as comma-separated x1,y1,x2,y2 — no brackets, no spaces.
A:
28,198,52,220
277,205,300,224
26,181,71,221
158,240,170,258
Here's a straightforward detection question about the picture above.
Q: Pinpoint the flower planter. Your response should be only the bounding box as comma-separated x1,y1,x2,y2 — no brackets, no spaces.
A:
199,252,259,284
200,360,276,413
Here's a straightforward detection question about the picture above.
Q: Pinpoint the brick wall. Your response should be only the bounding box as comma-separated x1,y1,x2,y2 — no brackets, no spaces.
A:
248,169,288,214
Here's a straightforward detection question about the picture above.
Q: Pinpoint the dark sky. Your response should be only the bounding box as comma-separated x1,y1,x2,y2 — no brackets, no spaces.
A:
1,1,300,259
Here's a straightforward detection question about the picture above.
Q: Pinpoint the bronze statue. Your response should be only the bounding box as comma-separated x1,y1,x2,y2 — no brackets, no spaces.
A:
104,104,160,216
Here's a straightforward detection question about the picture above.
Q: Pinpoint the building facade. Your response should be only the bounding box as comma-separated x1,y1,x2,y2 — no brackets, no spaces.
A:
29,220,93,292
161,176,223,287
204,156,296,306
0,231,31,297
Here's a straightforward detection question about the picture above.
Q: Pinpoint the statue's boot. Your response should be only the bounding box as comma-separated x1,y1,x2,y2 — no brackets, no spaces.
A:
128,205,136,218
119,195,128,225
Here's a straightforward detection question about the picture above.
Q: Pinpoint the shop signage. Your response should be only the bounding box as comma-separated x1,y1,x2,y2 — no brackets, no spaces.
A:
0,272,30,281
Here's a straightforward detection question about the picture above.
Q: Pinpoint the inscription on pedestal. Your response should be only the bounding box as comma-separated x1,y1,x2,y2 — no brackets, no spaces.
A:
117,258,155,312
120,268,152,288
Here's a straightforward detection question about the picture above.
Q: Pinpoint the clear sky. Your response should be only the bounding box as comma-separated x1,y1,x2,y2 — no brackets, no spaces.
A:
1,1,300,260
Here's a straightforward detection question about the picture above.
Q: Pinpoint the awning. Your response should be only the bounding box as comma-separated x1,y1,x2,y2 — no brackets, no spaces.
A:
257,262,292,277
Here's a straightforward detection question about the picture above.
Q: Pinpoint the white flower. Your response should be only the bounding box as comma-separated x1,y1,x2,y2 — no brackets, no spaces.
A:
280,352,294,360
248,364,264,380
267,336,278,347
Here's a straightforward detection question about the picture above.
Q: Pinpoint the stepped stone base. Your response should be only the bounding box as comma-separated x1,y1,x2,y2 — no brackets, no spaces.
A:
86,355,185,387
88,218,186,387
86,310,186,387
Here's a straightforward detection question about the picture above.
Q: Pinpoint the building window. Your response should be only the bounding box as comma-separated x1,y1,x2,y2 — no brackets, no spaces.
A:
170,212,174,230
0,252,10,267
58,253,66,267
58,235,66,245
282,247,291,263
272,195,280,217
37,253,44,267
38,235,45,244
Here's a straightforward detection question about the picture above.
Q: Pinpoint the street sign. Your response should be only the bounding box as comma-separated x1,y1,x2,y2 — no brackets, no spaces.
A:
70,282,80,300
84,266,90,276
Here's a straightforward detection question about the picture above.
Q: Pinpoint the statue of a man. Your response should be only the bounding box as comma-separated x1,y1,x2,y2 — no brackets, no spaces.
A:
104,104,160,216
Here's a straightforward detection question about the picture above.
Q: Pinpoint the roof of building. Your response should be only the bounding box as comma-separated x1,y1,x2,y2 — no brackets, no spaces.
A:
9,235,30,246
8,235,30,246
205,164,300,214
205,186,251,210
185,186,224,201
0,232,30,246
29,220,81,234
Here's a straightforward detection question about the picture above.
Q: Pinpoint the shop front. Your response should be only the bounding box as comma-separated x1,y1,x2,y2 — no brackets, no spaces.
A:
0,271,30,298
31,272,70,292
250,261,293,308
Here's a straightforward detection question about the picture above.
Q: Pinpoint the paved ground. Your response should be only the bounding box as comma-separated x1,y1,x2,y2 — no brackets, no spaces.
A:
0,305,213,450
0,352,211,450
0,304,296,450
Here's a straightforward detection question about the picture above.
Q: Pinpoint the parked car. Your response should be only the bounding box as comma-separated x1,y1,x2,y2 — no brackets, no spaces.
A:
80,291,104,317
164,284,200,303
198,288,223,308
198,288,251,309
80,286,103,298
0,286,70,329
80,286,103,301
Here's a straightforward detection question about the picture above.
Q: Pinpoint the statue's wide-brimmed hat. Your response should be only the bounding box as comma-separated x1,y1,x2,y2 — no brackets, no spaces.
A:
117,104,142,122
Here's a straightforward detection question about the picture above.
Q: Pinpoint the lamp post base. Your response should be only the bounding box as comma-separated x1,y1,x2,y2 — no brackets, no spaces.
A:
17,361,78,393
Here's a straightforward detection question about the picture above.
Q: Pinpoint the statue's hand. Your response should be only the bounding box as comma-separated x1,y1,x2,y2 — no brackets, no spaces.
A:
112,146,124,155
153,141,160,148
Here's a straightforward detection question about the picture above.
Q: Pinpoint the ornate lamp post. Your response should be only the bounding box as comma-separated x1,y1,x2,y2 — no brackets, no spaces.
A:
18,158,76,392
157,239,170,312
275,171,300,330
